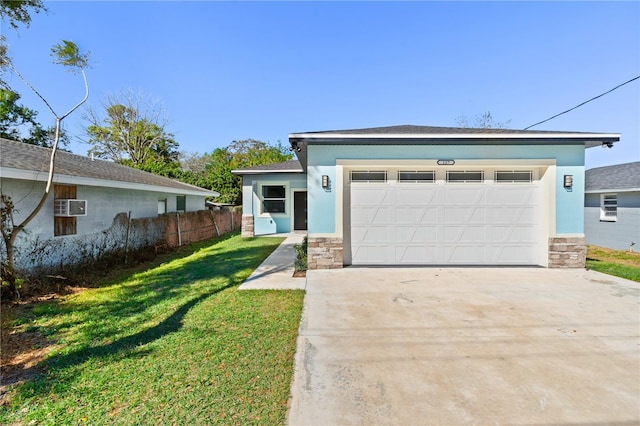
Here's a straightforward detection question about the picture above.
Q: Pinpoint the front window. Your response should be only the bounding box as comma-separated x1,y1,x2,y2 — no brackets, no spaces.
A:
262,185,286,213
600,194,617,221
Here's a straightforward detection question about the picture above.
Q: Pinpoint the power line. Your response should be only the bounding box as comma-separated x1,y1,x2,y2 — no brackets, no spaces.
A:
523,75,640,130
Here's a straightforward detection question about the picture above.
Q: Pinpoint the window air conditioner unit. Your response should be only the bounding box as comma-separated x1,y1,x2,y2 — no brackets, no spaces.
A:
54,199,87,217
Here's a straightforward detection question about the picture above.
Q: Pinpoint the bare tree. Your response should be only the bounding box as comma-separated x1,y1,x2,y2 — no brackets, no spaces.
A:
455,111,511,129
0,40,89,297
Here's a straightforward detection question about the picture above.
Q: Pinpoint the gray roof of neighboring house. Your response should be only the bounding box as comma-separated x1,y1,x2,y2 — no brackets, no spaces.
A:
231,159,303,175
289,125,621,170
585,161,640,192
0,138,217,196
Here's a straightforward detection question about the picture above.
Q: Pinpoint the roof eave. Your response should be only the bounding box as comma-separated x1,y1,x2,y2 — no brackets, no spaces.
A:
1,167,219,197
231,169,304,175
289,132,621,141
585,188,640,193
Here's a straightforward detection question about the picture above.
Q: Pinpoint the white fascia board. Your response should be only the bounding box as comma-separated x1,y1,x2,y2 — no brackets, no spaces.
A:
231,169,303,175
289,132,621,140
585,188,640,194
1,167,219,197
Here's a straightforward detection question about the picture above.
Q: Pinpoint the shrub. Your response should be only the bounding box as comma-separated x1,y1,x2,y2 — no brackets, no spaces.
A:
294,236,307,272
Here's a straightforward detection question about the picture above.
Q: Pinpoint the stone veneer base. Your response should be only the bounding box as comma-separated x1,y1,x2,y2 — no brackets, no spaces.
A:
241,215,254,237
548,237,586,268
307,237,343,269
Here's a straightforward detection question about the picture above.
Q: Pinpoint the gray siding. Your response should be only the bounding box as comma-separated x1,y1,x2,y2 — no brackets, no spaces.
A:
584,191,640,251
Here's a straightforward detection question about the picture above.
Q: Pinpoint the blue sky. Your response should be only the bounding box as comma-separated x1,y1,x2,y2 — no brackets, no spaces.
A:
3,1,639,169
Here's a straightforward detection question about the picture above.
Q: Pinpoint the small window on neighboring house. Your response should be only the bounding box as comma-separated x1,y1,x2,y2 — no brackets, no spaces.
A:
600,194,617,221
176,195,186,212
54,184,77,236
262,185,286,214
158,199,167,215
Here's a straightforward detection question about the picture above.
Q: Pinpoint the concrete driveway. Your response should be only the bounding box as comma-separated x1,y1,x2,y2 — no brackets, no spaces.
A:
287,267,639,425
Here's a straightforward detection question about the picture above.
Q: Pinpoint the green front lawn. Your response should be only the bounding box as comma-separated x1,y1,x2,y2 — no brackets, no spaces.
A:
0,234,304,425
586,245,640,282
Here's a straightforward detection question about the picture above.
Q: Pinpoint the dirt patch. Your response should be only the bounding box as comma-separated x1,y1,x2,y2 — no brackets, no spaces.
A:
293,270,306,278
587,245,640,267
0,302,57,406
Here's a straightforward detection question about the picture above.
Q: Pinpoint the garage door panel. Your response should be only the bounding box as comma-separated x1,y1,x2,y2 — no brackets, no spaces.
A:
487,187,537,205
488,226,537,243
352,226,391,243
396,188,437,205
444,188,485,205
443,226,486,243
489,245,539,263
444,207,486,224
351,207,391,224
396,245,439,263
351,187,393,205
396,226,438,243
488,206,531,224
443,245,487,264
396,207,438,224
350,177,540,266
352,245,390,264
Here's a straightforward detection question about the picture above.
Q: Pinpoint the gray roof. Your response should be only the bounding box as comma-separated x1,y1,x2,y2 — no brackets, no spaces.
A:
0,138,217,196
232,159,303,175
289,125,621,170
585,161,640,192
293,124,601,136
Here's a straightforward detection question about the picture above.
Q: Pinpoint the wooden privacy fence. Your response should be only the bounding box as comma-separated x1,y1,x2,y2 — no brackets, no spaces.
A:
161,207,242,248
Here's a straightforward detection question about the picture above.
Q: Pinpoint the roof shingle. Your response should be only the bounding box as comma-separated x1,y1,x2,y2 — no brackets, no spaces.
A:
585,161,640,191
0,138,215,195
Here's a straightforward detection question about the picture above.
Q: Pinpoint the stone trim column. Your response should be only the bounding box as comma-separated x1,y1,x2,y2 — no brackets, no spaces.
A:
241,215,254,237
548,237,586,268
307,237,343,269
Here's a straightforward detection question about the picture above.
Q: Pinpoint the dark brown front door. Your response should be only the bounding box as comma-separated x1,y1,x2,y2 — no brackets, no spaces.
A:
294,191,307,231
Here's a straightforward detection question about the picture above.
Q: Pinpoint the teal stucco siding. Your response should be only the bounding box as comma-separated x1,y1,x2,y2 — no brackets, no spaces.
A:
241,173,307,235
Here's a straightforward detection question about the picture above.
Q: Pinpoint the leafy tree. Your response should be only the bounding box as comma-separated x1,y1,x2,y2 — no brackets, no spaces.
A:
0,88,69,147
84,92,181,177
455,111,511,129
1,40,89,298
188,139,293,205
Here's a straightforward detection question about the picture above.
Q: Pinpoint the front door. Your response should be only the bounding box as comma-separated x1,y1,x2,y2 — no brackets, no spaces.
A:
294,191,307,231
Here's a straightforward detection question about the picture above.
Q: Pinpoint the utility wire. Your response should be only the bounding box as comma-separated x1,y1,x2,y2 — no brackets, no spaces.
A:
524,75,640,130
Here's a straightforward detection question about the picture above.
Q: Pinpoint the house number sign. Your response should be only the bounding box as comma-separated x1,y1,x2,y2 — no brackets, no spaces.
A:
437,159,455,165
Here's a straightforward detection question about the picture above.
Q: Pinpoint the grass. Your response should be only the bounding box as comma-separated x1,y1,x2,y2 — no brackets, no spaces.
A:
586,245,640,282
0,233,305,425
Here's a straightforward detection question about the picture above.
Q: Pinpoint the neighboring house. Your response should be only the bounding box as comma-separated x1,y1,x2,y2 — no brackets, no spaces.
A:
234,125,620,269
584,161,640,251
0,138,218,269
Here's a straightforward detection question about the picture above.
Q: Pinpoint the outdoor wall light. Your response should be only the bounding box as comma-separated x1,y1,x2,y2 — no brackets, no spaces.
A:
564,175,573,189
322,175,330,189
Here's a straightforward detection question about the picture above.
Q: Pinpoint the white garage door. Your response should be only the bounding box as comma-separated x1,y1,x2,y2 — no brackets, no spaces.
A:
350,171,540,265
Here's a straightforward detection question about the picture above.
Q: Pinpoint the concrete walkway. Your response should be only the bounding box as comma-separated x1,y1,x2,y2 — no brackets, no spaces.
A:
238,233,307,290
287,267,640,425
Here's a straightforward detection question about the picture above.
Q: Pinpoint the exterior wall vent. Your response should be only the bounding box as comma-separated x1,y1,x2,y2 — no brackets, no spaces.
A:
54,199,87,217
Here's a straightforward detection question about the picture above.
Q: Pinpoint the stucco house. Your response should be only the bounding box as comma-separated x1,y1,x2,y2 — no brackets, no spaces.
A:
0,138,218,270
584,161,640,251
234,125,620,269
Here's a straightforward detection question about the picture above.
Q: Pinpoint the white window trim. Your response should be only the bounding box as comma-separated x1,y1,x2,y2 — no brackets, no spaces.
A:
600,193,617,222
259,183,289,217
